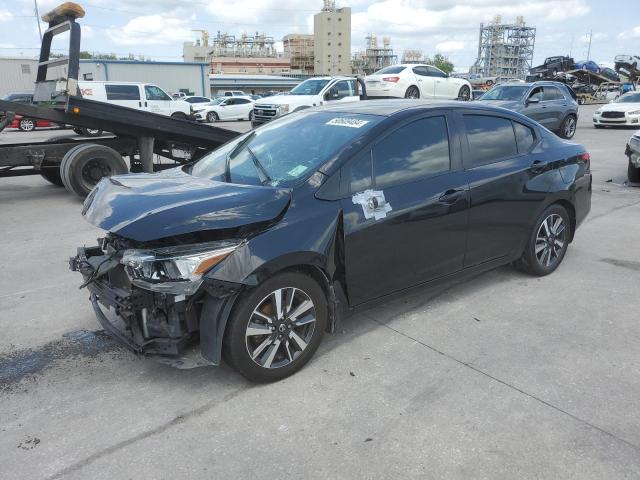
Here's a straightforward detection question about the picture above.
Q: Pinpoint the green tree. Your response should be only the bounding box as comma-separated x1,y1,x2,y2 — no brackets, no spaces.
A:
426,53,455,74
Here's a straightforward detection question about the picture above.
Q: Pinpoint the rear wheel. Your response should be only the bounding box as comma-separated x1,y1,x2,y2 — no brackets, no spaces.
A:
206,111,219,123
18,119,35,132
171,112,188,120
457,85,471,101
628,158,640,183
404,86,420,99
61,144,128,198
514,204,571,276
223,272,327,382
39,163,64,186
558,115,577,139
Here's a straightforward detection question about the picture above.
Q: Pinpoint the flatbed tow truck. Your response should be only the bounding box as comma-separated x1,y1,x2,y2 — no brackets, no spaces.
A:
0,3,239,197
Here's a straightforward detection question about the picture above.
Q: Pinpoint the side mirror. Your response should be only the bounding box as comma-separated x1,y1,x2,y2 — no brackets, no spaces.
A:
527,96,540,105
326,87,340,100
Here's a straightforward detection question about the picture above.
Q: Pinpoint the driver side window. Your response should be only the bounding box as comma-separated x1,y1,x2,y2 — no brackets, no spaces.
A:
144,85,171,101
528,87,543,102
334,80,355,98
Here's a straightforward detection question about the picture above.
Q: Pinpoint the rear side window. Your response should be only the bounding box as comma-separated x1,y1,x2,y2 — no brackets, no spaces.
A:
513,122,535,153
376,66,406,74
373,116,450,188
464,115,517,166
236,98,251,104
105,84,140,101
543,86,563,101
426,66,447,78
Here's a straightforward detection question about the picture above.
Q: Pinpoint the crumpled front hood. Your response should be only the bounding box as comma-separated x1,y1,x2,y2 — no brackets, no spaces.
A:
82,168,291,242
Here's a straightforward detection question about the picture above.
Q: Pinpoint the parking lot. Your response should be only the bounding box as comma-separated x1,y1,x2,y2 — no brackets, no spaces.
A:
1,104,639,479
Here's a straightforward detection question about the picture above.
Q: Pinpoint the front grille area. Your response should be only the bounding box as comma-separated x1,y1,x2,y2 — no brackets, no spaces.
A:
254,104,278,118
601,111,626,119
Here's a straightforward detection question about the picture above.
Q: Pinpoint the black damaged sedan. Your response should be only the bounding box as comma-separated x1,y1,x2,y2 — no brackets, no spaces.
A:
71,100,592,382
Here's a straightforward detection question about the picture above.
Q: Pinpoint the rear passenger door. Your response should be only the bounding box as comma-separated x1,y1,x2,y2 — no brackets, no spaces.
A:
340,113,470,305
412,66,436,98
104,84,142,110
541,85,567,130
459,112,549,266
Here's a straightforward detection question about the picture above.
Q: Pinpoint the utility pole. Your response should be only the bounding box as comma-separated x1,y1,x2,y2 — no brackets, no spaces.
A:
586,29,592,60
34,0,42,42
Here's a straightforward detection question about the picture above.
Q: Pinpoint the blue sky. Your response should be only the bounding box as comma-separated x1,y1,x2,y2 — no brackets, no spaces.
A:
0,0,638,70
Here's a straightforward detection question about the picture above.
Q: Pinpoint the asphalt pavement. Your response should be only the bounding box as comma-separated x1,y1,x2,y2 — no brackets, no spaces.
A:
1,105,639,479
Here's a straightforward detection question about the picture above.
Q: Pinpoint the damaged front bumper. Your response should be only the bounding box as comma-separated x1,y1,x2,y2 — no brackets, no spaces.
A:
70,243,242,368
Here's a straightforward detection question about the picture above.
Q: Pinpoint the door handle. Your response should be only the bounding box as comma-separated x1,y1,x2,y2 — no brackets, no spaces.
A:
138,101,142,107
530,160,545,173
438,189,464,204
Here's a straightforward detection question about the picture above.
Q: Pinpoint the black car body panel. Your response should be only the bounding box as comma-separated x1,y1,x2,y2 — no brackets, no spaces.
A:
71,100,592,368
83,169,291,242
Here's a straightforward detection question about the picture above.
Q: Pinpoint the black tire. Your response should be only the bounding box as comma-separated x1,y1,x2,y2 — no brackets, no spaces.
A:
558,114,577,139
248,110,255,121
171,112,188,120
514,204,571,276
404,86,420,99
223,271,327,382
39,163,64,186
60,144,128,198
629,159,640,183
594,125,604,129
458,85,471,101
206,111,219,123
578,97,586,105
251,120,261,128
18,118,36,132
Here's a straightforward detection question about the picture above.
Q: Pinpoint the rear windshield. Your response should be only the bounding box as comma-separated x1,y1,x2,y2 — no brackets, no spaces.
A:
190,111,382,187
374,66,407,74
481,85,528,101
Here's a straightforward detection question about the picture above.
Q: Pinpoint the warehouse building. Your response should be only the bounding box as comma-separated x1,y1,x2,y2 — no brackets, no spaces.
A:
0,57,39,97
210,74,301,95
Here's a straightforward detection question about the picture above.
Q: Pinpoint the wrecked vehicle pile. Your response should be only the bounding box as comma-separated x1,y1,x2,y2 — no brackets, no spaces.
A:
70,101,592,382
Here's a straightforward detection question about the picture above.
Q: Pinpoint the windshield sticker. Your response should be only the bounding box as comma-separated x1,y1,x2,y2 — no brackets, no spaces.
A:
326,118,370,128
352,189,392,220
287,165,308,177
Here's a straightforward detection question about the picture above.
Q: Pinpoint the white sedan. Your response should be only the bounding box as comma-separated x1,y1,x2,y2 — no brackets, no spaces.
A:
365,64,472,101
195,97,255,122
593,92,640,128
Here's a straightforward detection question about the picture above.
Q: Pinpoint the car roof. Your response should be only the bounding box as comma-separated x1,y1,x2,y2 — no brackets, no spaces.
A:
494,81,568,88
319,99,528,117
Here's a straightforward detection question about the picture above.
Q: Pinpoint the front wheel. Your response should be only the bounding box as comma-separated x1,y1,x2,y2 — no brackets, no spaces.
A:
558,115,577,139
18,119,35,132
223,272,327,382
514,204,571,276
404,86,420,99
206,111,219,123
457,85,471,101
629,158,640,183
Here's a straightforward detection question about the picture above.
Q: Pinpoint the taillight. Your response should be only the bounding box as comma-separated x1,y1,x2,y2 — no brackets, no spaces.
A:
382,76,400,83
579,152,590,169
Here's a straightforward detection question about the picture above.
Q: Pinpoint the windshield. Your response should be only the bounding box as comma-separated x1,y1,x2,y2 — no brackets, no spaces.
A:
615,93,640,103
481,85,528,101
190,111,382,187
290,79,330,96
374,66,406,75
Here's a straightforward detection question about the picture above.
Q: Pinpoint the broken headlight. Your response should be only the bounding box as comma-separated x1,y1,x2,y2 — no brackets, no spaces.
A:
121,240,240,295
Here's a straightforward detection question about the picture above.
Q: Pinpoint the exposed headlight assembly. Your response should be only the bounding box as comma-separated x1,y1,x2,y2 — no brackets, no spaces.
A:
628,110,640,115
122,240,240,295
279,104,290,114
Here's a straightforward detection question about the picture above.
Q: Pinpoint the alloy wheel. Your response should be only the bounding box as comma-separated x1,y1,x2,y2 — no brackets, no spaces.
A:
459,86,470,101
535,213,567,268
19,119,35,131
564,117,576,138
405,86,420,99
245,287,316,369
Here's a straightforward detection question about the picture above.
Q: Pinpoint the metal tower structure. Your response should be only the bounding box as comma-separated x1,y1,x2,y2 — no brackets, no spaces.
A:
473,16,536,79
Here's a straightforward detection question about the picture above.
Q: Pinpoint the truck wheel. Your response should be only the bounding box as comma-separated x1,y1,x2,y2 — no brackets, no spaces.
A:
578,97,586,105
629,158,640,183
251,120,261,128
206,112,219,123
39,162,64,187
18,119,36,132
171,112,188,120
223,271,327,382
61,144,127,198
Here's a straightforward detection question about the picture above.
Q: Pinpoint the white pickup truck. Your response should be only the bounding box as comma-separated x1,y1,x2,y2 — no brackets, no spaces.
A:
252,76,361,127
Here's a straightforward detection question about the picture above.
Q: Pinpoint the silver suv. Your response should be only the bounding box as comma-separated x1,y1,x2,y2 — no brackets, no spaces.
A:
478,81,579,139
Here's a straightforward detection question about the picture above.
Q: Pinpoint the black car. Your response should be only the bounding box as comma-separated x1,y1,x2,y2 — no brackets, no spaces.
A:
478,81,579,139
70,101,592,382
529,56,575,78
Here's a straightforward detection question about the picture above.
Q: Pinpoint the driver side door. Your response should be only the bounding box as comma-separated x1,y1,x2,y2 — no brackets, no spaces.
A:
428,66,454,98
143,85,172,116
325,79,359,104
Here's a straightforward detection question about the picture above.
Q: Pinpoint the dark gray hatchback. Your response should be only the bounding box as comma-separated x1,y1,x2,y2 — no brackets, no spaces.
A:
478,81,579,139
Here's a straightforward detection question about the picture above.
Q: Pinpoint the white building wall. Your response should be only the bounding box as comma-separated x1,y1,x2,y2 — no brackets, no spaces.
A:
0,58,38,96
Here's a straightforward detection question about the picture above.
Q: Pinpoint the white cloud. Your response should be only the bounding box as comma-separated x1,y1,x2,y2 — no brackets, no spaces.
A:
435,40,465,52
107,15,194,46
618,26,640,40
580,31,607,43
0,9,13,21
